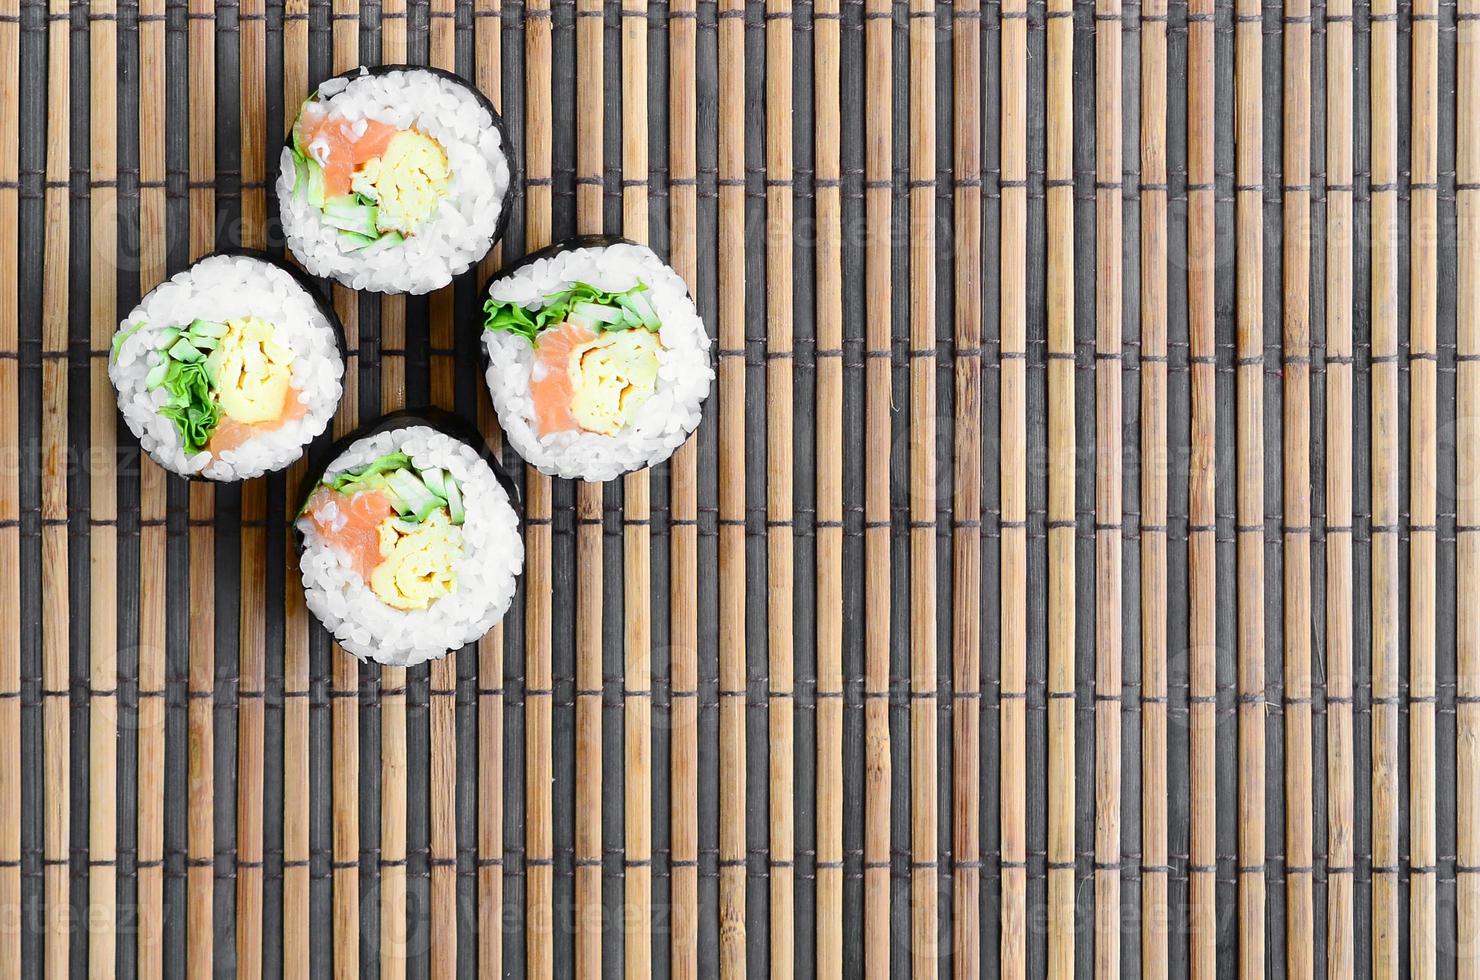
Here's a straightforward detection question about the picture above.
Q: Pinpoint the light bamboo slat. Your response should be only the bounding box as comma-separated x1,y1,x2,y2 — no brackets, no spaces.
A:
0,0,17,973
573,0,604,965
766,0,796,971
326,6,363,978
185,2,218,973
473,1,506,975
622,1,655,975
1282,0,1313,974
136,0,170,971
89,2,120,975
1371,0,1400,971
999,0,1027,971
235,2,269,976
1408,0,1438,974
1323,0,1355,970
908,0,938,964
1094,0,1123,971
1186,0,1217,970
862,0,892,971
280,4,312,978
1139,0,1168,973
1234,0,1266,968
813,0,843,968
1457,0,1480,973
667,0,702,972
716,0,747,972
950,0,982,971
524,0,555,972
1045,0,1076,972
426,6,459,976
42,3,70,976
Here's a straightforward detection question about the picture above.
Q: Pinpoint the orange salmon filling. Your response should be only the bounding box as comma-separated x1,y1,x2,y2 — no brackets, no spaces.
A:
298,110,400,200
529,321,597,436
305,487,398,582
208,387,309,454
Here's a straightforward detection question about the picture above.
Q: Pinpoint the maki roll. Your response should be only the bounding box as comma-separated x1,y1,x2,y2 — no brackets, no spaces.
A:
296,411,523,666
481,237,714,481
277,65,515,295
108,252,345,481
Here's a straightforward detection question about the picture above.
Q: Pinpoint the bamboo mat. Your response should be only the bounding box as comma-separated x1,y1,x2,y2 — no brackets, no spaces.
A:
5,0,1480,976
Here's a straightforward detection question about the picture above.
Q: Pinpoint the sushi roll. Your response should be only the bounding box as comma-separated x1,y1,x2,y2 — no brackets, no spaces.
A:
295,410,523,666
481,237,714,481
276,65,516,295
108,251,345,481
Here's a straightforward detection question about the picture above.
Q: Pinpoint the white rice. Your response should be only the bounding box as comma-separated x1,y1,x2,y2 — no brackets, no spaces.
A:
482,241,714,481
296,425,524,667
276,67,513,295
108,254,344,481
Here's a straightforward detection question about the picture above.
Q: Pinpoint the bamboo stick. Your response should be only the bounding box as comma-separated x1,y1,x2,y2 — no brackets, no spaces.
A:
812,0,844,971
1323,0,1355,970
1139,0,1168,972
524,0,555,970
1185,0,1217,970
1094,0,1123,971
280,3,311,977
423,7,460,977
375,0,406,968
1370,0,1400,970
950,0,983,970
89,2,120,974
235,1,269,976
1456,0,1480,972
1281,0,1313,973
185,1,218,972
325,5,363,978
41,3,69,975
572,0,604,965
909,0,939,964
1234,0,1266,967
716,0,747,971
473,1,506,974
622,1,655,975
1408,0,1439,974
136,0,169,970
380,0,405,414
0,0,17,972
862,0,892,970
999,0,1028,971
1045,0,1076,971
667,0,701,971
766,0,796,971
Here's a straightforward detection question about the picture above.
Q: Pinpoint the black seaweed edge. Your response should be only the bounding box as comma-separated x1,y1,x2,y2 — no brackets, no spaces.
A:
472,234,713,482
130,248,350,485
281,64,521,278
293,406,522,524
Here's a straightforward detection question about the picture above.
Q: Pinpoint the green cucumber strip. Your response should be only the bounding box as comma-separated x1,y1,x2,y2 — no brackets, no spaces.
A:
444,476,465,525
419,466,448,499
384,468,441,523
322,198,379,237
188,318,229,338
168,337,204,363
337,230,379,251
306,158,326,209
145,361,169,389
624,290,660,329
292,152,310,201
111,321,146,363
571,302,623,325
156,326,182,350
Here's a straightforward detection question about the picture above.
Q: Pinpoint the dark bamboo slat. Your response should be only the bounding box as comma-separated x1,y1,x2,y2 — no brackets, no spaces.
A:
0,0,17,973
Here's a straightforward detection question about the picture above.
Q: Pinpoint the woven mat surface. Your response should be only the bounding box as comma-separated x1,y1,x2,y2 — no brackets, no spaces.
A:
4,0,1477,976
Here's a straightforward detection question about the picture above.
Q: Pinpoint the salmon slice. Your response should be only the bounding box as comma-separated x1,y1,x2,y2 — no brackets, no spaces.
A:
300,110,399,199
208,386,310,455
305,486,396,582
529,321,596,436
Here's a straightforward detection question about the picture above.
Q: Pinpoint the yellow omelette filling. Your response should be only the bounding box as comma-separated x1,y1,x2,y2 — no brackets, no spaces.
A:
567,330,661,435
210,316,295,423
369,509,462,610
351,130,451,234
